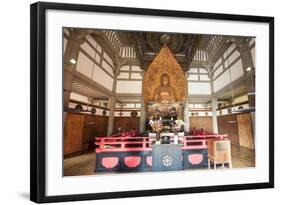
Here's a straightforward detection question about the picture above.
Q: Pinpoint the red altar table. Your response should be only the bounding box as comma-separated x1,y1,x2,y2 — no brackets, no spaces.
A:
95,132,227,172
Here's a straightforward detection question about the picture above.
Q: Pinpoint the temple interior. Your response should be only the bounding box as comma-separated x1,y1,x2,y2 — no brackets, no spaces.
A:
63,28,256,176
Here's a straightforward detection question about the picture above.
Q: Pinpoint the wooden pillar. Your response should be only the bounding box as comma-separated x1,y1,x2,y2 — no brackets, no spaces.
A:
139,97,146,133
184,73,190,132
107,72,118,135
183,99,190,132
63,30,89,108
107,96,116,135
235,38,255,108
211,97,218,134
207,62,218,134
235,38,255,140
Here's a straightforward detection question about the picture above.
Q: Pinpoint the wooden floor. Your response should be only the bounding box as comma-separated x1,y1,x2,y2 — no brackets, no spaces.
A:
64,145,255,176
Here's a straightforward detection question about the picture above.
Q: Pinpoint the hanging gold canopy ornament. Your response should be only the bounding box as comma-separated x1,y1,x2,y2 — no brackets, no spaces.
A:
142,44,187,104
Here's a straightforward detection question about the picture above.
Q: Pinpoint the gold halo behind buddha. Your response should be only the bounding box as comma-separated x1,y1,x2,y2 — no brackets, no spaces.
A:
142,44,187,104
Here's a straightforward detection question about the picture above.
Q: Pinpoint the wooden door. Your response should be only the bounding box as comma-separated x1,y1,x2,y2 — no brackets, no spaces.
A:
64,113,85,155
237,113,254,149
82,115,109,149
217,114,239,146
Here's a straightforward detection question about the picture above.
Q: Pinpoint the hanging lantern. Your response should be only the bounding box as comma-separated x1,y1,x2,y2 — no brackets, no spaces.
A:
75,104,83,112
102,109,107,116
131,111,138,117
90,107,96,115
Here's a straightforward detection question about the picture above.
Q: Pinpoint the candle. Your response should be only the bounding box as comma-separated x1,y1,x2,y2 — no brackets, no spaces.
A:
174,134,178,144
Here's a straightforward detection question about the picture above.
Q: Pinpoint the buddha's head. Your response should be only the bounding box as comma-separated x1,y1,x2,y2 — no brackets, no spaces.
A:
161,74,169,86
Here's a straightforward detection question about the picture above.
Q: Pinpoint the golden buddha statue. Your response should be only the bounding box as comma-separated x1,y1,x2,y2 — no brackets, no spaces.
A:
153,74,176,103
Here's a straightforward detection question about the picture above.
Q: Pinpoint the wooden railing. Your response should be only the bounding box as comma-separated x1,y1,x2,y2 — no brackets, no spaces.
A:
95,134,227,153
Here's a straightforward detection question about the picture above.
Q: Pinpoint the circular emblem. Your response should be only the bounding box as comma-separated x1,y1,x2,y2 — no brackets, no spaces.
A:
162,155,173,167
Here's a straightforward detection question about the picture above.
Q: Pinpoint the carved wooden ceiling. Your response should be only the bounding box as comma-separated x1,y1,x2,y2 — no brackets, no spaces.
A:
69,28,251,105
133,32,198,71
91,30,230,72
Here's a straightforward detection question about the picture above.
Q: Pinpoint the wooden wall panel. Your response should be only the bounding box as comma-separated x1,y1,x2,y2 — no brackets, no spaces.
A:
217,114,239,145
113,117,140,133
64,113,141,155
83,115,108,138
64,113,109,156
64,113,85,155
189,117,213,133
237,113,254,149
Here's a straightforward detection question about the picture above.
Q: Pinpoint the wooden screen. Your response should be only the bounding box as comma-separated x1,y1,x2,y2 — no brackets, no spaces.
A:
64,113,86,155
64,113,109,156
237,113,254,149
190,116,213,133
113,117,140,133
217,114,239,146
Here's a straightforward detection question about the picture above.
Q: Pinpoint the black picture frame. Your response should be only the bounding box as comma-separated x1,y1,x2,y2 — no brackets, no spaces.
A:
30,1,274,203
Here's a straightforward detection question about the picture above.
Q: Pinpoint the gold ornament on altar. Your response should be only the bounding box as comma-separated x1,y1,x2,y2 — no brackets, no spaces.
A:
142,44,187,104
149,119,163,133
